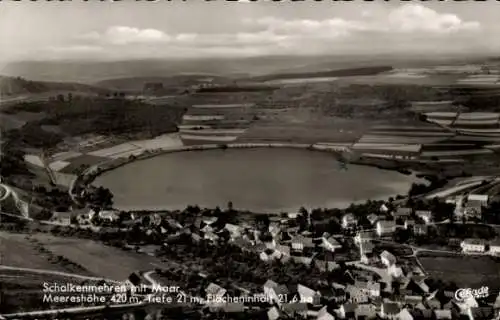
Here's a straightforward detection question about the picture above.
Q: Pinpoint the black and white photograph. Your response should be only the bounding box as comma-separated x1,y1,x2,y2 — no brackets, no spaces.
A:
1,0,500,319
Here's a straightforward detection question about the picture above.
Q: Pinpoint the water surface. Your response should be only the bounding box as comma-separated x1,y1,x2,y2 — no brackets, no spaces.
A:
95,148,418,213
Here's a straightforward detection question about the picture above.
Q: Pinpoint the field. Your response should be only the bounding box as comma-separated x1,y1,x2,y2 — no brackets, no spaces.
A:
24,233,180,281
418,253,500,290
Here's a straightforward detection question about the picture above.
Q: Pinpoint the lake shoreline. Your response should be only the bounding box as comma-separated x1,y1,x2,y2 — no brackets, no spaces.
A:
72,142,421,213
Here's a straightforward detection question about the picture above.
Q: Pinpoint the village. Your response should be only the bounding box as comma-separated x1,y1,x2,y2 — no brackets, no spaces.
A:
38,189,500,320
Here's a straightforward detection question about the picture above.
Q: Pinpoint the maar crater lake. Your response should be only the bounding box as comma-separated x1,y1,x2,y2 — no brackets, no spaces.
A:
94,148,419,213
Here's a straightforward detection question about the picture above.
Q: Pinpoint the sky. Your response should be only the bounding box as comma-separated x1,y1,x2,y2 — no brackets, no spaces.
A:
0,0,499,62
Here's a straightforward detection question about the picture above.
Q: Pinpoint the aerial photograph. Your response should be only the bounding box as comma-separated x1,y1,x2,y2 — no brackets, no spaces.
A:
1,0,500,319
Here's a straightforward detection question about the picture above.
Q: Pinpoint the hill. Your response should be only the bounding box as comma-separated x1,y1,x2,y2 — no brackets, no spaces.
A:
250,66,394,82
0,75,109,97
94,75,229,91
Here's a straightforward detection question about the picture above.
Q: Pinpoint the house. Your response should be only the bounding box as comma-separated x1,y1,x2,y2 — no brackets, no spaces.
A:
376,220,396,237
433,310,452,320
415,210,432,224
269,223,282,238
397,308,413,320
467,194,488,206
380,250,397,267
367,282,381,297
291,235,315,251
393,207,412,221
355,303,377,320
488,239,500,255
414,224,428,236
281,303,308,318
346,285,370,303
461,238,486,253
267,306,282,320
265,282,289,306
342,213,358,229
275,245,291,257
260,248,282,262
263,279,278,297
465,199,483,218
204,232,219,242
380,203,389,213
367,214,380,226
404,220,415,230
317,306,335,320
297,284,321,305
339,303,357,319
224,223,242,238
355,231,374,245
380,302,401,319
469,307,495,320
314,252,340,272
205,283,226,299
323,236,342,252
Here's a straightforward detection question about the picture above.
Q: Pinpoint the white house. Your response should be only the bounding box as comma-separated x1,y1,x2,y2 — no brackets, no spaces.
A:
415,210,432,224
297,284,321,305
355,231,373,245
267,306,282,320
322,236,342,252
342,213,358,229
291,235,314,251
346,285,369,303
367,213,380,225
224,223,242,238
397,308,414,320
317,306,335,320
205,283,226,299
461,239,486,253
489,239,500,255
388,265,404,279
467,194,489,206
380,250,397,267
376,220,396,237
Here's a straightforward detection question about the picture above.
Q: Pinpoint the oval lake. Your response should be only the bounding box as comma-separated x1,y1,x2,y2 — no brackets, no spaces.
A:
94,148,419,213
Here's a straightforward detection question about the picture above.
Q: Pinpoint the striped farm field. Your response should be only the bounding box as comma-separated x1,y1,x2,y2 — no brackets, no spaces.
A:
352,143,422,153
191,103,255,108
420,149,494,158
358,135,446,144
456,112,500,120
182,115,225,121
88,143,141,158
179,128,247,135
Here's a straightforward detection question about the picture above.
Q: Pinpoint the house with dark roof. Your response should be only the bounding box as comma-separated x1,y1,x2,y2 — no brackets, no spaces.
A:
267,306,282,320
393,207,412,222
380,302,401,319
281,302,308,318
339,303,357,319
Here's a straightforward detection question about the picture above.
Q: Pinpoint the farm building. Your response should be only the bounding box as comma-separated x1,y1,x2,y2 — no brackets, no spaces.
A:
460,238,487,253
